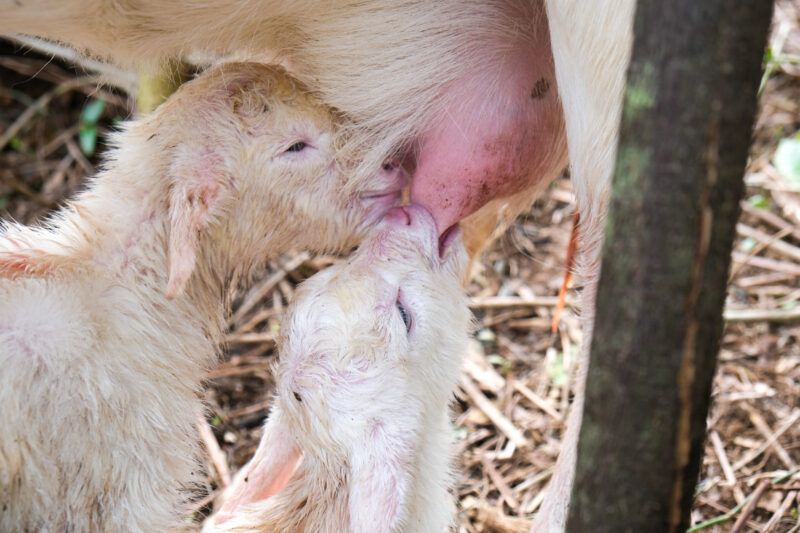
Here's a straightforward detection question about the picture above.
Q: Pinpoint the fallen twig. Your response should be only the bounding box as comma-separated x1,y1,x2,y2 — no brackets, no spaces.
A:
710,431,745,504
732,410,800,471
762,490,798,533
736,223,800,263
1,33,138,93
480,455,520,512
688,497,751,532
729,480,770,533
469,295,566,309
735,271,795,288
740,201,800,242
513,381,562,422
229,252,310,326
0,76,100,152
459,375,529,450
223,332,276,345
723,307,800,323
731,252,800,276
744,405,799,470
0,170,50,206
196,411,232,488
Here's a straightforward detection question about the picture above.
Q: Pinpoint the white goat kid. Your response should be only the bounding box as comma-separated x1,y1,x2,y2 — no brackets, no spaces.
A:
207,204,471,533
0,62,405,532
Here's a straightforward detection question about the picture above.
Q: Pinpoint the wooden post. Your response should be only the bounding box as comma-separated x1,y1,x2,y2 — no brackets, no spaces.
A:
566,2,773,532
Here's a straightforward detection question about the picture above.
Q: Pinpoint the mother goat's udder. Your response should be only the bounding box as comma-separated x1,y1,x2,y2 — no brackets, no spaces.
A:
410,45,565,235
410,110,561,235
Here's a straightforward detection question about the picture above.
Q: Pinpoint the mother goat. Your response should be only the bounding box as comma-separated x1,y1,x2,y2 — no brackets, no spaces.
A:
1,2,636,529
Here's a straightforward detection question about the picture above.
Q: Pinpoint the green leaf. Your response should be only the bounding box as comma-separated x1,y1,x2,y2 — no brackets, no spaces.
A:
486,354,506,366
739,237,757,253
81,99,106,125
487,353,511,371
762,46,774,66
476,328,496,343
773,137,800,189
746,194,769,209
548,351,568,387
79,124,98,156
211,414,222,427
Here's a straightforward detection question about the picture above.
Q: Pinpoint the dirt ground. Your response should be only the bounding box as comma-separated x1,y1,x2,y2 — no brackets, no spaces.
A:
1,3,798,531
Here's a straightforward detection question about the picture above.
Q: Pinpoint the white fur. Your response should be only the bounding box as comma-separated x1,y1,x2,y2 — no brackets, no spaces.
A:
0,62,404,532
1,2,637,530
205,205,471,533
2,0,565,218
530,3,636,531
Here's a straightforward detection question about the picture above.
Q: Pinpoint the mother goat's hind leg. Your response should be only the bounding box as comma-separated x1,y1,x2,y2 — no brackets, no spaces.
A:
531,2,635,531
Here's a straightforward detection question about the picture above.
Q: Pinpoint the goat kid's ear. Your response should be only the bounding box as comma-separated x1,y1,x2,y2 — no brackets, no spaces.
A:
214,413,301,525
348,419,415,533
165,145,233,299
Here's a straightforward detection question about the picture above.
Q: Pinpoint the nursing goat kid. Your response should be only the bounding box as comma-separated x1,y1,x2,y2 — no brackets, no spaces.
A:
0,62,405,532
206,204,471,533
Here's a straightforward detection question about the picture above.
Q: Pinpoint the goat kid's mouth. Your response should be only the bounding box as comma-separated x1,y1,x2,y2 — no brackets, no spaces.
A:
360,189,404,224
359,166,409,223
382,204,461,261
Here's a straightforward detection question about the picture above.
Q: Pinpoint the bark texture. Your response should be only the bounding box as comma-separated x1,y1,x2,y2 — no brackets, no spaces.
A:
566,2,773,532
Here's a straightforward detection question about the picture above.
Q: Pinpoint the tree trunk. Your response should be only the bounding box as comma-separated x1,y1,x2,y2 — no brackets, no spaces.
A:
566,2,773,532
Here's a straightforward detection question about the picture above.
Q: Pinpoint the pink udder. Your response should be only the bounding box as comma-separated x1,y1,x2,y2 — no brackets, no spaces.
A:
410,28,565,235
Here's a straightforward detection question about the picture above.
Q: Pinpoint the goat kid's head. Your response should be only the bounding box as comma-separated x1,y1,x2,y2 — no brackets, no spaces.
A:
215,205,470,532
138,62,406,299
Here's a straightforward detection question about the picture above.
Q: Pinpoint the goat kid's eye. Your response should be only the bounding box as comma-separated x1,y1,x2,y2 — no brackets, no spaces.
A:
284,141,308,153
397,302,411,332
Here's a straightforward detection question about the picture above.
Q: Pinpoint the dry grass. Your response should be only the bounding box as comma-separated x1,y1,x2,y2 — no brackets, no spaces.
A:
1,3,799,530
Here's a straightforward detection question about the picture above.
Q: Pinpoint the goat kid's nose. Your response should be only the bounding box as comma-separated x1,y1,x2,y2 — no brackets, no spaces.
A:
384,205,412,226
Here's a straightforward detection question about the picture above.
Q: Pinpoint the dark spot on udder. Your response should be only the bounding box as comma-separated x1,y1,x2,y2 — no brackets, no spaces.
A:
530,77,550,100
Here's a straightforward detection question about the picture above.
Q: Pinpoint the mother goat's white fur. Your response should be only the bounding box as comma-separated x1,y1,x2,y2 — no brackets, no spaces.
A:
0,62,403,532
1,2,637,530
207,205,471,533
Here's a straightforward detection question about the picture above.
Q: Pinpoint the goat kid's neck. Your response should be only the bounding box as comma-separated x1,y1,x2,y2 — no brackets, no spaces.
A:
4,130,272,366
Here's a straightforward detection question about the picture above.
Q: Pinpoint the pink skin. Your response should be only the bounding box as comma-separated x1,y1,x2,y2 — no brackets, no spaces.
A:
360,161,409,225
383,204,461,259
383,205,411,226
409,19,564,236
